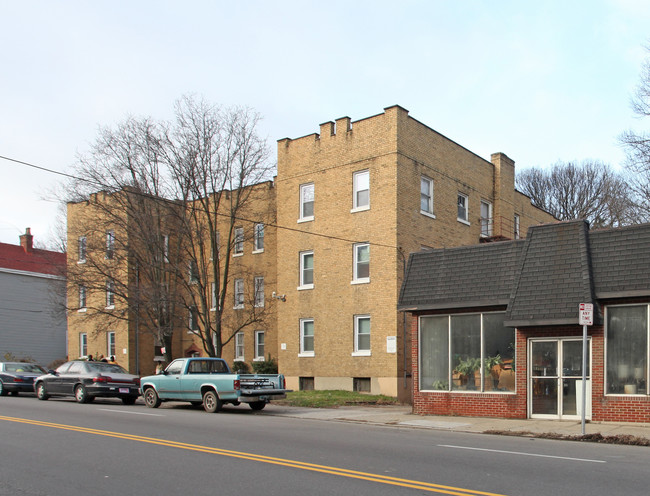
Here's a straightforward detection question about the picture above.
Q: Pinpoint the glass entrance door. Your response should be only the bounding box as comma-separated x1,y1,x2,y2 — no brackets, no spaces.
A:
530,339,591,419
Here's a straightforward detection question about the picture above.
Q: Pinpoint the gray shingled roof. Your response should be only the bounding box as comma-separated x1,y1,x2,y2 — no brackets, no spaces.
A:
398,220,650,327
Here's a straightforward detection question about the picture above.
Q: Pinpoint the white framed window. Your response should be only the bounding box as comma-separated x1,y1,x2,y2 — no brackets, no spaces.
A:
420,176,434,217
253,223,264,252
107,331,116,357
78,285,87,311
457,193,469,224
352,170,370,211
189,306,199,332
105,230,115,259
234,227,244,255
300,319,314,356
514,214,521,239
480,200,493,237
78,236,87,263
189,260,199,283
106,279,115,308
353,315,371,355
79,333,87,357
299,251,314,290
163,234,170,263
299,183,314,222
211,282,217,311
235,332,244,361
234,278,244,309
254,276,264,308
254,331,265,361
352,243,370,284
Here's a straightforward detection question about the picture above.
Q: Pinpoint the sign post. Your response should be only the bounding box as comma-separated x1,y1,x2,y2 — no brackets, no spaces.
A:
578,303,593,435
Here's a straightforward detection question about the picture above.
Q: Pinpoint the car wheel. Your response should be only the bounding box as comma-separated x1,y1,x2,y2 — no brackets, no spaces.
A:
36,382,49,400
143,388,161,408
202,390,222,413
249,401,266,411
75,384,89,404
0,381,7,396
121,396,137,405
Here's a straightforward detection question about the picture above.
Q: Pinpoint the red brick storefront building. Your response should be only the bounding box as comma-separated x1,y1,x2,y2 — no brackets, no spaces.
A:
399,220,650,422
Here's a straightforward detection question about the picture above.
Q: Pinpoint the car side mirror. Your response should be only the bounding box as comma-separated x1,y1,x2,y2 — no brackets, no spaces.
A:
48,370,57,375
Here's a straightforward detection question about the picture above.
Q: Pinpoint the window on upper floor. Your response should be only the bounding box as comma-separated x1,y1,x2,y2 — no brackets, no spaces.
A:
299,251,314,289
234,227,244,255
606,305,649,396
353,315,371,355
255,330,265,361
353,243,370,284
299,183,314,222
514,214,521,239
457,193,469,224
352,170,370,211
234,278,244,309
78,236,87,263
420,176,434,217
189,260,199,283
211,282,218,311
189,306,199,332
105,230,115,260
235,332,244,361
254,276,264,308
106,279,115,308
253,223,264,252
163,234,170,263
300,319,314,356
78,285,87,311
480,200,493,237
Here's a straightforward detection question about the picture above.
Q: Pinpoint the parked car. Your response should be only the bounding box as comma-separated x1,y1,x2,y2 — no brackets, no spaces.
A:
0,362,48,396
34,361,140,404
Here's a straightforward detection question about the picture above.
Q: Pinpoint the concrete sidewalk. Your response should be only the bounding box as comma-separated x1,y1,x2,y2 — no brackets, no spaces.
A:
264,404,650,442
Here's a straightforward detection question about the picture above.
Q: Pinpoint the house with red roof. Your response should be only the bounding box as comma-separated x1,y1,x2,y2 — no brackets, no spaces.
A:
0,228,67,366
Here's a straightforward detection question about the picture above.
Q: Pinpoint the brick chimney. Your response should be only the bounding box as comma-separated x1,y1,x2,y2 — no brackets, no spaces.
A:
20,227,34,253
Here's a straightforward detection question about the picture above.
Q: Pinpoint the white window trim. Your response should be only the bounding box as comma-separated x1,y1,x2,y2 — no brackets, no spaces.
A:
234,332,245,361
457,193,470,225
300,318,315,356
210,282,217,311
254,276,265,308
298,251,314,290
106,279,115,309
78,285,87,312
253,223,264,254
514,214,521,239
420,176,435,218
480,200,493,238
233,227,244,257
353,314,371,354
299,183,315,222
352,170,370,212
352,243,370,285
78,236,87,264
254,330,265,361
234,278,244,309
79,333,88,357
107,331,116,356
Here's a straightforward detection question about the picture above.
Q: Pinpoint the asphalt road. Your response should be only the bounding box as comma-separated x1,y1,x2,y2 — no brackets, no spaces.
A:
1,395,649,496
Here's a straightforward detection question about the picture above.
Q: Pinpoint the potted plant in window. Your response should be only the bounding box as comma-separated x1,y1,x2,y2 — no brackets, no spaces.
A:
455,357,481,390
484,355,502,390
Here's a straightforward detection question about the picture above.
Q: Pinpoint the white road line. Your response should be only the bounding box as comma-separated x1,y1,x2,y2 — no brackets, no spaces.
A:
98,408,165,417
438,444,606,464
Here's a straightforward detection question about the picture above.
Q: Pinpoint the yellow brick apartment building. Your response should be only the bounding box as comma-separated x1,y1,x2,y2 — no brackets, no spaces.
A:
66,106,553,400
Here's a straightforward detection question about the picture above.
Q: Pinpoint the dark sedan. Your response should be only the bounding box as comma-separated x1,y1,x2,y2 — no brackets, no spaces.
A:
0,362,48,396
34,361,140,405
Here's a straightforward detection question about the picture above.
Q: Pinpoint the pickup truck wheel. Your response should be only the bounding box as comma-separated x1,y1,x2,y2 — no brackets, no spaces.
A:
202,390,222,413
143,388,161,408
249,401,266,411
36,382,49,400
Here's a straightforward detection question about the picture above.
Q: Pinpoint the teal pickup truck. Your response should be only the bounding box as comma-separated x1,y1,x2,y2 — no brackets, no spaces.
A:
139,357,289,413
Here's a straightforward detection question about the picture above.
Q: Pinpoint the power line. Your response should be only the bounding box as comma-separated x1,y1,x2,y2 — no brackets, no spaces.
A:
0,154,399,250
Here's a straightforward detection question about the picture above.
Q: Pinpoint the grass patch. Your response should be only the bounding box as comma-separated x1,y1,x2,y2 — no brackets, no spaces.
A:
273,390,399,408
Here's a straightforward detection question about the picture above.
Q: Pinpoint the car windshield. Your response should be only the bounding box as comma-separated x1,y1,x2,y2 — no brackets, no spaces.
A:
86,362,128,374
4,363,46,373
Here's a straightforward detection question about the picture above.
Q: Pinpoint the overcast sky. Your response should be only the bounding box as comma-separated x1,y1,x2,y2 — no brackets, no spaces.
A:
1,0,649,247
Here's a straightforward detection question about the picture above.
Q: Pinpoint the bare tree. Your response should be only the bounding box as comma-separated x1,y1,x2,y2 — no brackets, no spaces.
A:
61,96,274,365
516,160,641,228
621,45,650,219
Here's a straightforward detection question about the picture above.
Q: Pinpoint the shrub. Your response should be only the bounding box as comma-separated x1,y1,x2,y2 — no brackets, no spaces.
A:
252,355,278,374
231,361,250,374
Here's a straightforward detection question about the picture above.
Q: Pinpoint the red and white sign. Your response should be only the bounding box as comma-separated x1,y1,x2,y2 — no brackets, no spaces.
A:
579,303,594,326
